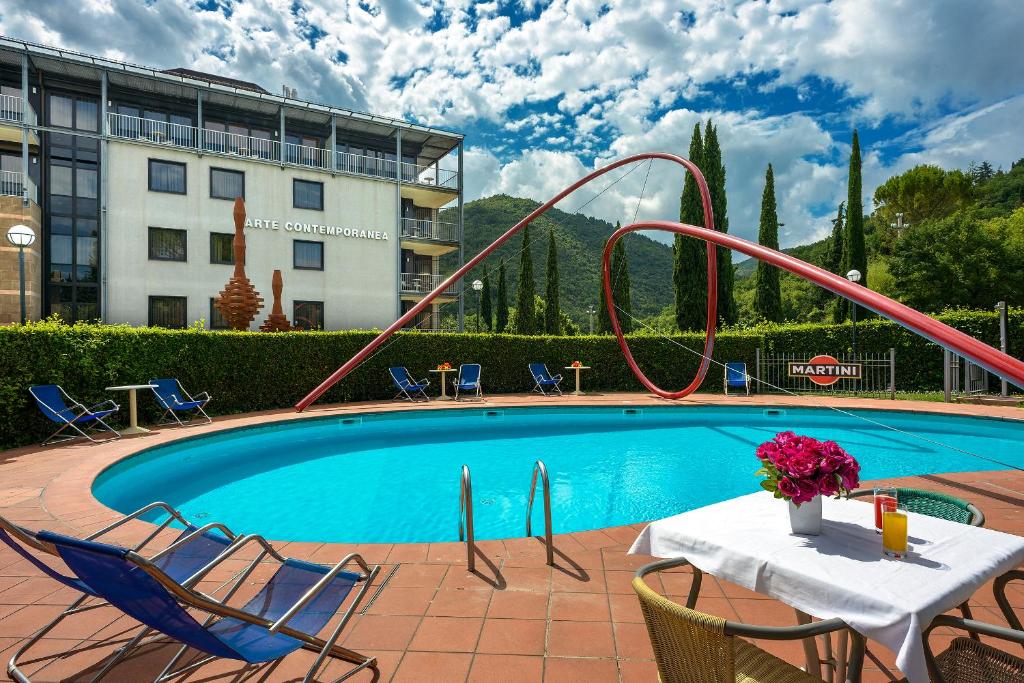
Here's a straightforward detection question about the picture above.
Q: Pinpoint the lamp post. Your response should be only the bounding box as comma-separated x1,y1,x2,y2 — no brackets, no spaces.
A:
846,269,861,360
6,224,36,324
586,305,596,335
996,301,1008,397
471,279,483,332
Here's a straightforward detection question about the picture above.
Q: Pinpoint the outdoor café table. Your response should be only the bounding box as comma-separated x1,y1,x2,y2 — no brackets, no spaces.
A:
629,491,1024,683
105,384,157,436
564,365,591,395
429,367,456,401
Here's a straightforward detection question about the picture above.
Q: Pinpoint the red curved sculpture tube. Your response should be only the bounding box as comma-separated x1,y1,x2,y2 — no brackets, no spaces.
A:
603,221,1024,391
295,153,717,411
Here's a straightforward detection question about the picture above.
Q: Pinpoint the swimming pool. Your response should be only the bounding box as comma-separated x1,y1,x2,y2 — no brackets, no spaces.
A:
92,405,1024,544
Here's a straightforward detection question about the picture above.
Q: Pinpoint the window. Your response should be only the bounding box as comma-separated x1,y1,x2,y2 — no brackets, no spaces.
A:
149,227,187,262
210,232,234,264
149,296,187,328
210,167,244,200
293,179,323,210
209,298,230,329
293,301,324,330
293,240,323,270
148,159,186,194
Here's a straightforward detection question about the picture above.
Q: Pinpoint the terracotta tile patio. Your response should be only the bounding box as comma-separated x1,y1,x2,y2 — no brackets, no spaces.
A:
0,393,1022,681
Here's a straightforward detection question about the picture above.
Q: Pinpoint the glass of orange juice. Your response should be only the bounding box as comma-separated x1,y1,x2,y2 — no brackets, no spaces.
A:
873,486,898,534
882,507,908,559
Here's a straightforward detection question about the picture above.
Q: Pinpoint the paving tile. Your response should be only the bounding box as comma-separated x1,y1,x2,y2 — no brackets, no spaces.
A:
388,563,449,589
467,653,544,683
618,658,659,682
486,590,549,620
500,566,552,592
409,616,483,652
476,618,546,656
546,620,615,658
613,621,655,660
367,586,436,616
343,615,421,651
427,587,492,618
608,592,645,623
549,592,610,622
391,651,473,683
543,656,619,682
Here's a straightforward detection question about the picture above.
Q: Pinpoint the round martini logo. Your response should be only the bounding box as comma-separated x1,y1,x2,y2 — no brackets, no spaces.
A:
787,354,862,386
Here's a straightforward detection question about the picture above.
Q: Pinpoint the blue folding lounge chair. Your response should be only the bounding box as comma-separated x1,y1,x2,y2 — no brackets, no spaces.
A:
724,362,752,396
454,363,483,401
390,366,430,402
149,378,212,426
29,384,120,445
1,502,237,683
529,363,563,396
31,530,381,683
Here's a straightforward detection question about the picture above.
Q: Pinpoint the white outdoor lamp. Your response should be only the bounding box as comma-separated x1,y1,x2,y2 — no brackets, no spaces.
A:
846,269,862,359
472,279,483,332
6,224,36,324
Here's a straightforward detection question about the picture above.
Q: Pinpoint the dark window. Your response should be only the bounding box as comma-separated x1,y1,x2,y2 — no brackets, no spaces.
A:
210,232,234,264
149,296,187,328
293,301,324,330
293,240,323,270
293,179,323,210
209,298,230,329
148,227,187,262
210,167,244,200
148,159,186,194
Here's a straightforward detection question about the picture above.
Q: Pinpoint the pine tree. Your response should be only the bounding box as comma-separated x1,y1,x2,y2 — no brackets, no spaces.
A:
754,164,782,322
702,121,737,327
611,238,633,333
544,228,560,334
845,129,867,300
495,262,508,333
514,224,537,334
674,123,707,331
480,267,493,332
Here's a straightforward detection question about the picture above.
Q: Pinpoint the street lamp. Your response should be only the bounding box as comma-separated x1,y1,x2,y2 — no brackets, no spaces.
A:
6,224,36,324
586,305,597,335
471,279,483,332
846,269,862,360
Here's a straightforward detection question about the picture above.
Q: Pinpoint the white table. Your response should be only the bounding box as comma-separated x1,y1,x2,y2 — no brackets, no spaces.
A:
564,366,590,395
630,492,1024,683
429,368,456,400
105,384,157,436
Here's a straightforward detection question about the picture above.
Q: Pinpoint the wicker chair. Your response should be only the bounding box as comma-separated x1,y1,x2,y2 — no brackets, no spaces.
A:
634,558,865,683
920,570,1024,682
848,487,984,526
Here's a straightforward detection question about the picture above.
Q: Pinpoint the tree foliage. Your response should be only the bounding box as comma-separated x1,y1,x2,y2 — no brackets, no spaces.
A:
872,164,973,228
845,129,867,296
480,267,493,332
495,263,509,333
514,224,537,334
611,238,633,333
544,228,561,334
754,164,783,322
702,120,737,327
674,123,707,331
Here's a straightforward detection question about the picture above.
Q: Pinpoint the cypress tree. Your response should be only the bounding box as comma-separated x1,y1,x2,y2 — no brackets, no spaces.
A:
514,224,537,334
754,164,782,322
674,123,706,331
598,223,619,334
826,202,848,320
480,267,493,332
495,262,508,333
544,228,560,334
611,238,633,333
702,121,737,327
846,130,867,297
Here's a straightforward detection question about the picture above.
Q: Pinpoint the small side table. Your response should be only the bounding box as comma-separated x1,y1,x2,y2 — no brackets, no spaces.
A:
564,366,591,396
429,369,457,401
105,384,156,435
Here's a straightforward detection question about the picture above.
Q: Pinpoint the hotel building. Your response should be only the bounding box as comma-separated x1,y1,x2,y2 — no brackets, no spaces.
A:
0,36,464,331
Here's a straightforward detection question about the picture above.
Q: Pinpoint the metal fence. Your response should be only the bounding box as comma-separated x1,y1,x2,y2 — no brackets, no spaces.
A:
755,348,896,399
943,350,990,400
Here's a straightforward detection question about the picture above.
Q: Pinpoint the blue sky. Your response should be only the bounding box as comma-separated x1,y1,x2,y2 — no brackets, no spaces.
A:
5,0,1023,247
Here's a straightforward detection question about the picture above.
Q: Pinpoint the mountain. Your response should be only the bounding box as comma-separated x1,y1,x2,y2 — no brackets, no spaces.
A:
733,237,832,278
440,195,675,325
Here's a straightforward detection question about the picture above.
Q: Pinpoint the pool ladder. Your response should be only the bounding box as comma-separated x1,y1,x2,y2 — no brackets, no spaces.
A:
458,464,475,572
526,460,555,566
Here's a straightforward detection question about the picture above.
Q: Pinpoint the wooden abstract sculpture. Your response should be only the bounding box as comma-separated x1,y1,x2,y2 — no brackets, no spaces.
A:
214,198,263,330
260,269,292,332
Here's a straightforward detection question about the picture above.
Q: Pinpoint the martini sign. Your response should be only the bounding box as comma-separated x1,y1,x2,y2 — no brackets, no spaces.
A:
787,355,862,386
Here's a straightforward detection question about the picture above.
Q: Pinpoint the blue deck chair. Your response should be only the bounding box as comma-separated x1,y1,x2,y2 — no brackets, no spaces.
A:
33,530,380,683
29,384,120,445
2,502,237,683
454,363,483,401
390,366,430,402
724,362,752,396
149,378,212,426
529,363,563,396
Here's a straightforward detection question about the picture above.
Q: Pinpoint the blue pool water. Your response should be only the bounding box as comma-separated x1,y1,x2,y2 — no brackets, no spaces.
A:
92,406,1024,544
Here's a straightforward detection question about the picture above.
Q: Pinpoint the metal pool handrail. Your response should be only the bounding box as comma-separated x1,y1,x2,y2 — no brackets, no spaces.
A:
526,460,554,566
458,464,475,572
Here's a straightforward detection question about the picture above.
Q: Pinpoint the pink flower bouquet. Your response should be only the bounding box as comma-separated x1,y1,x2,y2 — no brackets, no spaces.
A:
756,431,860,506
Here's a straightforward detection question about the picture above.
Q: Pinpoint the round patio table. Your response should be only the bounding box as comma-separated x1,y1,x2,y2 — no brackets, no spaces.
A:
429,368,457,400
105,384,156,435
564,366,591,395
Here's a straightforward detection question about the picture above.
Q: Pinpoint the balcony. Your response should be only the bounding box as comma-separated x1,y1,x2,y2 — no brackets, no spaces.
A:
0,93,30,124
0,170,35,203
106,113,458,191
400,273,461,299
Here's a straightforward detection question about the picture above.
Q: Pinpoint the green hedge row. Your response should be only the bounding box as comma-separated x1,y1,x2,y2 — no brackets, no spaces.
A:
1,310,1020,450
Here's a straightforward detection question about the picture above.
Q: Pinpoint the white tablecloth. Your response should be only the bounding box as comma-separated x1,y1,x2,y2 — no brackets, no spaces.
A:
629,492,1024,682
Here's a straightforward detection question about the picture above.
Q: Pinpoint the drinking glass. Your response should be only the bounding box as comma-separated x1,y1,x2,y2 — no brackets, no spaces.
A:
873,486,898,534
882,507,908,559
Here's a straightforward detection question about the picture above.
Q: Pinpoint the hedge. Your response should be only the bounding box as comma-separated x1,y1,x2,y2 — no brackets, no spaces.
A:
1,310,1020,450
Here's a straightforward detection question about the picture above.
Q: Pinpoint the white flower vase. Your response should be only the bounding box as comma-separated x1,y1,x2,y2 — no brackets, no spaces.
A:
788,495,823,535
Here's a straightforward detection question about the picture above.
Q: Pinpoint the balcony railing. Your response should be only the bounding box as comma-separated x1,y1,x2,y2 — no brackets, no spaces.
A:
400,217,460,243
0,170,26,200
106,112,457,190
400,273,461,296
0,94,23,123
